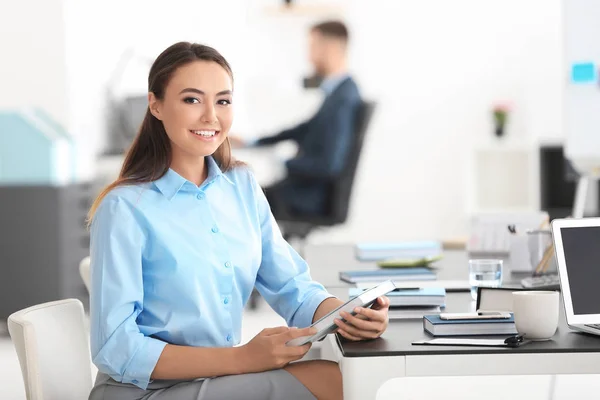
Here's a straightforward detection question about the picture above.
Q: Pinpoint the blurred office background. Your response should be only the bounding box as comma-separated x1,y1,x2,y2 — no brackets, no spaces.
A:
3,0,588,243
2,0,600,398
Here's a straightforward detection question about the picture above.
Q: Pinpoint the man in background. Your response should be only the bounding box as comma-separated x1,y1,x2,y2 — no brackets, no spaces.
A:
232,20,362,217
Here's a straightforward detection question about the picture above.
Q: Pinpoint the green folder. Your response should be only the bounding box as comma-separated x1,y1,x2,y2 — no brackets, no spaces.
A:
377,255,443,268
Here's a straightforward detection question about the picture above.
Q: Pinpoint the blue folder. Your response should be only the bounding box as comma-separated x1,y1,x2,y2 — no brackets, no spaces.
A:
355,241,442,261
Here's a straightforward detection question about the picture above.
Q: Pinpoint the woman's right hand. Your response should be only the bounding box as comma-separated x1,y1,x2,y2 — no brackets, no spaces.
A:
239,326,316,373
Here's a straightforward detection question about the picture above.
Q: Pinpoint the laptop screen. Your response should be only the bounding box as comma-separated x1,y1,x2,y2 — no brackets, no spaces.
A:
561,226,600,315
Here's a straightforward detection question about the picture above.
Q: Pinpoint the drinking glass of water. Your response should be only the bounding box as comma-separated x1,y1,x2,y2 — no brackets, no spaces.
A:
469,259,503,300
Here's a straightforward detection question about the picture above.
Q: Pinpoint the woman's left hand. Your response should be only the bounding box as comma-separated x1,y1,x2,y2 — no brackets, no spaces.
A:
334,296,390,341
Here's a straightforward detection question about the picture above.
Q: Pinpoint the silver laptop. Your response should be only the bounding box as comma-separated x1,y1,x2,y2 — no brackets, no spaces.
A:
552,217,600,335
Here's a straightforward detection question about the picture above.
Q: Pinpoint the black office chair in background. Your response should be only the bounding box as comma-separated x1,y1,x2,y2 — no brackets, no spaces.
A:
278,100,377,253
247,100,376,310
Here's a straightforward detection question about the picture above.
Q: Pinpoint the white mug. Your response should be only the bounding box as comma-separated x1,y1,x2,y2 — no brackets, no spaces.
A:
512,291,559,340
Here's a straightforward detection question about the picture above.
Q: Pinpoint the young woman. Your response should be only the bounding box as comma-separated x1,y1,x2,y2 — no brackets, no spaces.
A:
87,42,390,400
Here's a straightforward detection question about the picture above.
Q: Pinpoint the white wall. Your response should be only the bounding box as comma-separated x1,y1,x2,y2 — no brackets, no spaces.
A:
323,0,564,243
59,0,564,243
0,0,68,125
62,0,255,158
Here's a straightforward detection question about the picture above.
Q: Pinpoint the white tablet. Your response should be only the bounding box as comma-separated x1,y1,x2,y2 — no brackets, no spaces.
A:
286,280,396,346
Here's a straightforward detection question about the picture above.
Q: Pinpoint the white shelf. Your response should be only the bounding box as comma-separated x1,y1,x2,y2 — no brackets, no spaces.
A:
466,141,540,215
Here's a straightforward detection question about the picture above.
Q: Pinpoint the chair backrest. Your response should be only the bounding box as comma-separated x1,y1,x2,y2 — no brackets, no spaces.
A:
79,256,91,295
328,100,376,222
7,299,93,400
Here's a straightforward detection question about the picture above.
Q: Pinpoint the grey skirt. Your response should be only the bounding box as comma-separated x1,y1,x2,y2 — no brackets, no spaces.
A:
88,370,316,400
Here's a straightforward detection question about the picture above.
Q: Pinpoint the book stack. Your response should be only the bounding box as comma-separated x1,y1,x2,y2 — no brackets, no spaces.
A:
349,287,446,320
423,314,517,336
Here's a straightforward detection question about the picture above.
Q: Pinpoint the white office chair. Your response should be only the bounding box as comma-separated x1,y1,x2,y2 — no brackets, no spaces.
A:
7,299,93,400
79,256,91,295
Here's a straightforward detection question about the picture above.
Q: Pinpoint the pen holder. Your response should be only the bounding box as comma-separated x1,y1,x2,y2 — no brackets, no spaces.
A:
508,234,532,272
527,230,556,275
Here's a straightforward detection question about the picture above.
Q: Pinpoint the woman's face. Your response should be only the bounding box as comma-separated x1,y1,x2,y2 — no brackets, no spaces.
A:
149,60,233,160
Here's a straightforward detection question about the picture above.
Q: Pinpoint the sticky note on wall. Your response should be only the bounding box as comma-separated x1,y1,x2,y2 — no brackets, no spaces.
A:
571,62,597,83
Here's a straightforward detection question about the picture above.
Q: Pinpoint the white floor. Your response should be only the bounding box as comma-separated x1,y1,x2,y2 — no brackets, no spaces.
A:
2,301,600,400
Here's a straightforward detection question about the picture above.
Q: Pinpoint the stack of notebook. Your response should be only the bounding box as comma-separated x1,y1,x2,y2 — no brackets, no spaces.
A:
349,287,446,320
340,268,436,284
423,314,517,336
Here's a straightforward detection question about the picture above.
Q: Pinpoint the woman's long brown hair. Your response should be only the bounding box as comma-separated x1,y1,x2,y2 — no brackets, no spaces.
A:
87,42,238,225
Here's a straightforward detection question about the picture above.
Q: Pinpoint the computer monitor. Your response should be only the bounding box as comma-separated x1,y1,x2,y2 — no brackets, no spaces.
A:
105,95,148,155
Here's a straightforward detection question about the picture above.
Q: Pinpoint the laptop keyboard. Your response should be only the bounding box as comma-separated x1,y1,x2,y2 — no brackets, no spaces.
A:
585,324,600,330
521,274,560,290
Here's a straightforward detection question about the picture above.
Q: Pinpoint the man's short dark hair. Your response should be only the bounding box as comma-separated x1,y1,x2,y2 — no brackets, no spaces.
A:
311,20,349,42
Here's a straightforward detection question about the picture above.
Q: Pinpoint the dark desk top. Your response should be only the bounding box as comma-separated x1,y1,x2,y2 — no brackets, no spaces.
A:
326,287,600,358
306,244,600,358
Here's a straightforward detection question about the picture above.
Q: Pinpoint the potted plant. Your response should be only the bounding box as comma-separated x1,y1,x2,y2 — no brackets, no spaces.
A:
492,103,511,138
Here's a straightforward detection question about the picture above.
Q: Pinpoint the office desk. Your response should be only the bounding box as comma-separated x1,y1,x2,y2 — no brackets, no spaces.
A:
98,148,287,188
305,245,600,400
232,147,287,187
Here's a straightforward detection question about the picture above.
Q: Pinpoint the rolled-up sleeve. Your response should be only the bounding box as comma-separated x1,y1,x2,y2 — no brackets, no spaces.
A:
90,195,166,389
249,172,334,328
